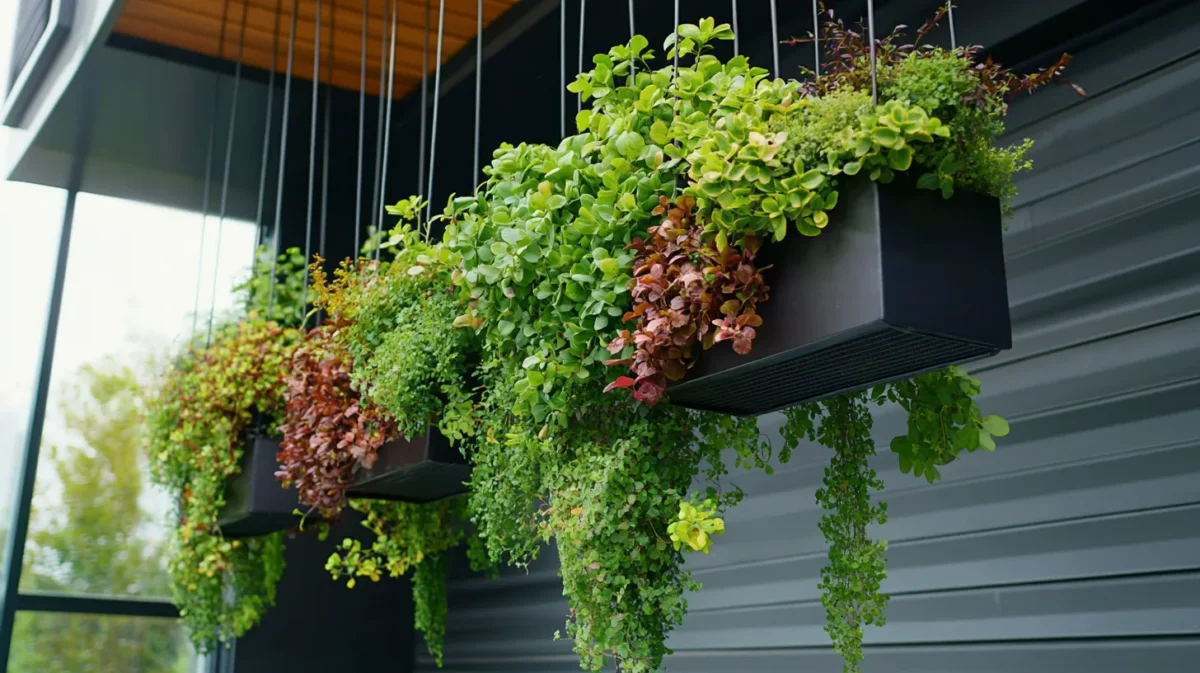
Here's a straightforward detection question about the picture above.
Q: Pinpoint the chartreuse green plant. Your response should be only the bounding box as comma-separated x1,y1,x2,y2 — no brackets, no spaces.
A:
145,319,299,651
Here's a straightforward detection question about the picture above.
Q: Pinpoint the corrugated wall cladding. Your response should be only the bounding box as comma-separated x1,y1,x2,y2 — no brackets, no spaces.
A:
420,2,1200,671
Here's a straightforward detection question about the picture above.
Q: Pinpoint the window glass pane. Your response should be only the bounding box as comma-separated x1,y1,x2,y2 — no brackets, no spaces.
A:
18,193,257,598
8,611,197,673
0,181,66,586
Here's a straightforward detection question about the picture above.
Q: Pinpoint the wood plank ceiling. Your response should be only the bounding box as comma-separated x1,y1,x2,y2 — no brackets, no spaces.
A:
113,0,519,98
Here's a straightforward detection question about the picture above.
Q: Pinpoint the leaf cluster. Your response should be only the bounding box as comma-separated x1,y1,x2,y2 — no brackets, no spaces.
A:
603,195,768,405
325,498,470,665
275,325,396,520
144,319,299,651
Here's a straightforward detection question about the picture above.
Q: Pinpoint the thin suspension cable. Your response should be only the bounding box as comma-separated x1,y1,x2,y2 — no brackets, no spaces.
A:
254,0,283,254
947,2,957,49
769,0,779,78
867,0,877,103
191,0,231,337
319,3,335,286
559,0,565,138
268,0,300,319
207,2,249,346
376,0,398,267
627,0,635,78
370,0,388,258
812,0,820,76
732,0,739,56
671,0,679,196
472,0,482,181
301,0,323,329
577,0,586,114
425,0,447,221
418,0,430,193
354,0,369,256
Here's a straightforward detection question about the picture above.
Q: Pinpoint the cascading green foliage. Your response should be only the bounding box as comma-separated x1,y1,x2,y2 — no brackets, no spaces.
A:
781,367,1010,673
436,12,1047,671
325,498,470,665
320,197,477,443
145,319,298,651
146,242,309,650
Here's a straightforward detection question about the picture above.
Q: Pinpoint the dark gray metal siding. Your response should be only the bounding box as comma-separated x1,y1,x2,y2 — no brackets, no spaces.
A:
422,2,1200,671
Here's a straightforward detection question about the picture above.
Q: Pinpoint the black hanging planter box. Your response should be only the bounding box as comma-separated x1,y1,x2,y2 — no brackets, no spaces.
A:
668,176,1012,416
346,427,470,503
218,434,310,538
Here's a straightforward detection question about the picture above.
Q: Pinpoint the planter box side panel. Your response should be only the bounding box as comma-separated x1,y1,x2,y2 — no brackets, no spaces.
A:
346,429,470,504
878,179,1012,349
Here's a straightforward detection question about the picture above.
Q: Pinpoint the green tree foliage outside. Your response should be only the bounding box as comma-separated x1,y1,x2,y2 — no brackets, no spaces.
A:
7,361,193,673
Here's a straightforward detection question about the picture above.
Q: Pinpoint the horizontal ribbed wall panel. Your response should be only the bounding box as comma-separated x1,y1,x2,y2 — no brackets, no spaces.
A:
419,1,1200,671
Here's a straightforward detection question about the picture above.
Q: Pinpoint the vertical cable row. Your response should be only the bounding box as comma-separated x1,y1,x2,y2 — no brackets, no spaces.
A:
254,0,283,254
473,0,483,181
191,0,232,336
947,2,957,49
559,0,565,138
301,0,323,327
419,0,431,193
355,0,368,255
731,0,739,56
376,0,399,267
320,6,336,285
206,1,249,346
268,0,300,319
577,0,586,114
426,0,448,220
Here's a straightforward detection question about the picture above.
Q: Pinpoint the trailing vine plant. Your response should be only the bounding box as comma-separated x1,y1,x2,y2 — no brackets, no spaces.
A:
145,318,300,650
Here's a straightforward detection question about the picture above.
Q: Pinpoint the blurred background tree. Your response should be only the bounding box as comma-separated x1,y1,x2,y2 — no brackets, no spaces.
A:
8,360,192,673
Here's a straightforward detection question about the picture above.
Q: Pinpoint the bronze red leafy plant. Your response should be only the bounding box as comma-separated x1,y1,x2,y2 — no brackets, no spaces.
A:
275,325,396,520
604,195,769,406
787,4,1085,103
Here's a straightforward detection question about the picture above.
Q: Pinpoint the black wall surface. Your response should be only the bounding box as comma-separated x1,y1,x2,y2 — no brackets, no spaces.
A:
231,514,415,673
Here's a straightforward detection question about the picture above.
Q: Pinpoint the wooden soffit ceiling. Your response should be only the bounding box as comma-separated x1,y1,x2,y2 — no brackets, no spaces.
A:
113,0,519,98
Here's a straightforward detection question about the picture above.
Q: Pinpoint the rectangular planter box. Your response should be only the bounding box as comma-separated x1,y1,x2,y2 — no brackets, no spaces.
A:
346,428,470,503
668,175,1012,416
218,435,310,538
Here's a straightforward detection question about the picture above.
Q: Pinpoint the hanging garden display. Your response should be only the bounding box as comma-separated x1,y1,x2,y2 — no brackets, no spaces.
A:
143,5,1079,673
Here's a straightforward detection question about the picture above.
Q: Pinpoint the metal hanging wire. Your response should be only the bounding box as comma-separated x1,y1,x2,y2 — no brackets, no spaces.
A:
376,0,399,267
267,0,300,320
206,2,249,346
191,0,231,337
254,0,283,255
355,0,368,256
317,2,336,327
320,8,335,276
867,0,877,103
671,0,679,196
577,0,586,114
472,0,483,181
301,0,324,329
418,0,431,192
732,0,739,56
426,0,447,220
559,0,565,138
812,0,820,76
627,0,635,78
370,0,389,261
947,2,957,49
769,0,781,78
